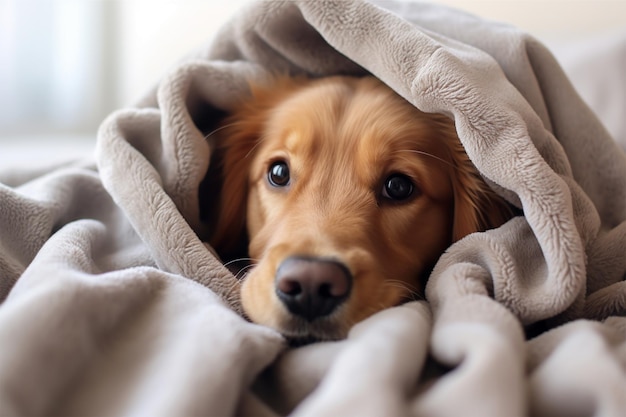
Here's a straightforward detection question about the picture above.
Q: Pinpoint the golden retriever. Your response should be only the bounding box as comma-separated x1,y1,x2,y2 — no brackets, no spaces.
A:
208,75,511,343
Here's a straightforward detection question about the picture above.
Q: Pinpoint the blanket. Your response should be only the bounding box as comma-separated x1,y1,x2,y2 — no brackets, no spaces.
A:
1,1,626,416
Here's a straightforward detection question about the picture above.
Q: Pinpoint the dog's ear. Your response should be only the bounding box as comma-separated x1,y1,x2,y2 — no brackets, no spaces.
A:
446,132,514,242
208,77,303,257
207,114,259,257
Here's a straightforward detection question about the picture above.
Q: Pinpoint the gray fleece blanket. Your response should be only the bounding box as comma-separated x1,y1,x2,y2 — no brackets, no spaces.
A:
1,1,626,416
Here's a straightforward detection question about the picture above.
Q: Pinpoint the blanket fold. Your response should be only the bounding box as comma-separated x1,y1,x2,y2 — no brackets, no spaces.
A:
1,0,625,416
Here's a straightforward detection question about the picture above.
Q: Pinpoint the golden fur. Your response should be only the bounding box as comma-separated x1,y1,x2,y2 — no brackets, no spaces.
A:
208,75,511,342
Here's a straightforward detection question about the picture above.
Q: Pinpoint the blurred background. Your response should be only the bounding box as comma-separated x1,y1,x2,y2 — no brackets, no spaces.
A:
0,0,625,166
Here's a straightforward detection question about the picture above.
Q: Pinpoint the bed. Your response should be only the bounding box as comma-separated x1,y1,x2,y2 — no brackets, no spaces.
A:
1,1,625,416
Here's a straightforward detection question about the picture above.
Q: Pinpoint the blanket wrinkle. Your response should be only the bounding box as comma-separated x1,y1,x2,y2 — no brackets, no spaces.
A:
586,220,626,291
1,0,626,416
0,166,127,301
291,302,432,417
252,339,344,414
527,318,626,417
97,107,243,309
4,221,283,417
1,222,156,416
584,282,626,320
414,324,526,417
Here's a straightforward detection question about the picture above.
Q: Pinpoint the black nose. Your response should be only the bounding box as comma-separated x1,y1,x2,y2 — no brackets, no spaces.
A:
275,256,352,321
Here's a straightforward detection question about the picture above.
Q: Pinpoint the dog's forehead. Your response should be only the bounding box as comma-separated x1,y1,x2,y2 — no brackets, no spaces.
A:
267,79,440,149
258,77,455,188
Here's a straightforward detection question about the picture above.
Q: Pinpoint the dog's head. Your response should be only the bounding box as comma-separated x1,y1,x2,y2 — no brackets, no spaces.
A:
208,76,511,342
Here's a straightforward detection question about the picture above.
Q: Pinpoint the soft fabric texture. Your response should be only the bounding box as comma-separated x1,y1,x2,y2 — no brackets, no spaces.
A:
1,1,625,416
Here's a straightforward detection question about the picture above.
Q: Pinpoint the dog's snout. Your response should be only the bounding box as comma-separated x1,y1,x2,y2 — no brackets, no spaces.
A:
275,257,352,321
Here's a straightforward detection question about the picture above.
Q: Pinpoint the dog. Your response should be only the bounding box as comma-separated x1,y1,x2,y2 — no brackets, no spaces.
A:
207,75,512,343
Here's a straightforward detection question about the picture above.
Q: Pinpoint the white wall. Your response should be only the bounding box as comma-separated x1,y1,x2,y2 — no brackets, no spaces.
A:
437,0,626,40
116,0,253,106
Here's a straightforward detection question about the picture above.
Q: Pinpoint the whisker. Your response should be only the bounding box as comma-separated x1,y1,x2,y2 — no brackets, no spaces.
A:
223,257,258,268
237,263,257,273
203,121,245,142
220,257,259,281
244,138,266,160
384,278,418,291
221,277,245,313
234,263,257,280
383,279,423,302
393,149,455,169
225,277,242,293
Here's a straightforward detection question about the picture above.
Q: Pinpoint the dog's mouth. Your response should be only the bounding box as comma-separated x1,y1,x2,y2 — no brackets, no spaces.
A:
286,334,323,348
278,311,352,343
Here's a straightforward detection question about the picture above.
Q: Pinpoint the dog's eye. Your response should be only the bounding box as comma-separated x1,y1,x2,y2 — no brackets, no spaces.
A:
382,174,414,201
268,160,290,187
